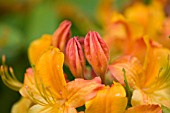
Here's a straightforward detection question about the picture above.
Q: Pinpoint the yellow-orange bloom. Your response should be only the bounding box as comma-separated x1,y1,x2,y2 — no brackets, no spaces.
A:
85,82,162,113
109,46,170,108
20,47,103,113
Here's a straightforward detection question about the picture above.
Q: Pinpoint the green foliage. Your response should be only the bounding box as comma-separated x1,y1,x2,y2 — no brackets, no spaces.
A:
26,1,57,48
0,24,22,60
162,105,170,113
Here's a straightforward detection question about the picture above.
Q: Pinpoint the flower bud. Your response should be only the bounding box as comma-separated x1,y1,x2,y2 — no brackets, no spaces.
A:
66,37,85,78
52,20,71,52
84,31,110,81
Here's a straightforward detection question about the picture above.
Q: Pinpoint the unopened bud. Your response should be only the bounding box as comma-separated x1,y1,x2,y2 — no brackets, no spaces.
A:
84,31,110,82
66,37,85,78
52,20,71,52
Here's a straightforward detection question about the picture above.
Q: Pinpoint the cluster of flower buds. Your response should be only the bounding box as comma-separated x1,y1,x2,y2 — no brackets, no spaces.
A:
43,20,111,83
65,31,110,82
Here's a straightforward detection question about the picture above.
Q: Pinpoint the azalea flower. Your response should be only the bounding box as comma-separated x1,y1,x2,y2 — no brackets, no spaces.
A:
109,42,170,108
85,82,162,113
20,47,103,113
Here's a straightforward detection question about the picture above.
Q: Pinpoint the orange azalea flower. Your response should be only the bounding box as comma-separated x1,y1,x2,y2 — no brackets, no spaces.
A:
85,82,162,113
109,44,170,108
20,47,103,113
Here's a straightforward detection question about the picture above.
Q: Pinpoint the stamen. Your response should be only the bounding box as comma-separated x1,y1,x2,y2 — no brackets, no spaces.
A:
0,56,23,91
46,87,57,103
32,65,56,105
41,81,54,105
153,54,170,90
26,86,47,106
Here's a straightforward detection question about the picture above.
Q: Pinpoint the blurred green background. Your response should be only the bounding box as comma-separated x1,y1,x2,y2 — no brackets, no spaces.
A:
0,0,133,112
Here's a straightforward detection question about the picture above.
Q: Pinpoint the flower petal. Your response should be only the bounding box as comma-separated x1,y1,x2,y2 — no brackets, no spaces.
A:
35,47,66,97
144,48,170,87
20,68,37,97
63,77,103,108
28,104,78,113
125,104,162,113
11,98,33,113
109,56,144,89
28,104,64,113
85,82,127,113
28,35,52,65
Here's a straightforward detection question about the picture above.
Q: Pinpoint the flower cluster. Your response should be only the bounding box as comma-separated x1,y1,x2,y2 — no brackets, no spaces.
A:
1,0,170,113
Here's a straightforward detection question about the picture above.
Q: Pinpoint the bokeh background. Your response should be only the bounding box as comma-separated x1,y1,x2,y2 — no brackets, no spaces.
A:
0,0,166,112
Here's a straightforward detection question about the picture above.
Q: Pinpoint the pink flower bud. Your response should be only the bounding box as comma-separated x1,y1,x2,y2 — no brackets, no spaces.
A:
52,20,71,52
84,31,110,82
66,37,85,78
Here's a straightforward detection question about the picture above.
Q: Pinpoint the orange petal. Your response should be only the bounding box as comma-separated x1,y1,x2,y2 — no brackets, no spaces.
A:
35,47,66,97
109,56,144,89
85,82,127,113
28,34,52,65
125,104,162,113
63,77,103,108
19,68,37,97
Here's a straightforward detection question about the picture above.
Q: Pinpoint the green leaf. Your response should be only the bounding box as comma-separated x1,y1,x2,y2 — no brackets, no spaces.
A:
162,105,170,113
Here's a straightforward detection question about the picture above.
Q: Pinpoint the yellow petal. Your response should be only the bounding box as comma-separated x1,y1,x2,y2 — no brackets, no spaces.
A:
63,77,103,108
144,48,170,87
28,104,78,113
85,82,127,113
28,104,64,113
132,88,170,108
11,98,33,113
131,89,151,106
35,47,66,97
125,104,162,113
28,34,52,65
